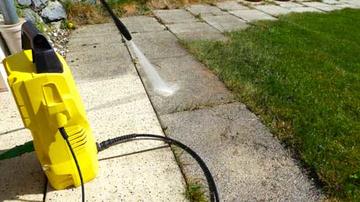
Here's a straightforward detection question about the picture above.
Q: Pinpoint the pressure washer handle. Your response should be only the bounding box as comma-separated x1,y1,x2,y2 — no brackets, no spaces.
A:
100,0,132,41
21,21,63,73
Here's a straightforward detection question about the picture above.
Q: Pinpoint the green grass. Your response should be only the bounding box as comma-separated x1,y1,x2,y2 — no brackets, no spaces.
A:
184,9,360,200
185,181,208,202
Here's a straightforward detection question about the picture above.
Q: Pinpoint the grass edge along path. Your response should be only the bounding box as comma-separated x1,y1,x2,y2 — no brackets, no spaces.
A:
183,9,360,201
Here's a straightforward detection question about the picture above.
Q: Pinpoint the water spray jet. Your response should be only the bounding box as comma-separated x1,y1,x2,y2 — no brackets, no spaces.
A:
100,0,178,96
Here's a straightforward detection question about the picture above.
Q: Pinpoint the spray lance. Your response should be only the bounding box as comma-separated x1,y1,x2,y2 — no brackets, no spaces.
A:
99,0,178,96
0,2,219,202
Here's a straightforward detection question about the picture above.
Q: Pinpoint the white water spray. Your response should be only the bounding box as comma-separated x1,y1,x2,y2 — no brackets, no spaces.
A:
129,40,178,96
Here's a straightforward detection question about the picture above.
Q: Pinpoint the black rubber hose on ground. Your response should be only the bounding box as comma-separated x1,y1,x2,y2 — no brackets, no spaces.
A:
59,127,85,202
97,134,219,202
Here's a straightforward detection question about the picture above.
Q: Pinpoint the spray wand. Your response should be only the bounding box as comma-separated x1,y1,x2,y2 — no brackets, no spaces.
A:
99,0,132,41
100,0,178,96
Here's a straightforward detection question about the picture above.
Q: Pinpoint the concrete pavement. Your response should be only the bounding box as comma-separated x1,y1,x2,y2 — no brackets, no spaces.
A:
1,0,359,201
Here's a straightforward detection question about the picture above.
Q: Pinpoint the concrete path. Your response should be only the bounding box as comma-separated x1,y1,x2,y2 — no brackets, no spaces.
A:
1,0,359,201
0,23,186,201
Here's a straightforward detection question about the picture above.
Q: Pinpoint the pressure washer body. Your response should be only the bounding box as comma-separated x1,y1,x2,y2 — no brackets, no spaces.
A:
3,22,98,189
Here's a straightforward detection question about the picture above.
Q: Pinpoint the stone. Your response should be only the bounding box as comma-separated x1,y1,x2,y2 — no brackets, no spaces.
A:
76,0,96,3
229,9,277,22
50,20,62,30
153,9,198,24
67,0,96,3
202,14,249,32
41,1,66,22
255,5,292,17
32,0,48,10
17,0,31,7
216,1,250,11
186,4,225,16
301,2,342,12
23,8,44,24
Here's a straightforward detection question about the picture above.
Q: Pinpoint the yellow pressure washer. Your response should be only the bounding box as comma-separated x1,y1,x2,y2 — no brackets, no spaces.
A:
4,21,98,189
1,1,219,201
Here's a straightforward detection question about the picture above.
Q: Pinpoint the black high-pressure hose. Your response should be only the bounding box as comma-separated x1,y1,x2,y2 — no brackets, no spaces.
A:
59,127,85,202
43,133,220,201
43,128,86,202
97,134,220,202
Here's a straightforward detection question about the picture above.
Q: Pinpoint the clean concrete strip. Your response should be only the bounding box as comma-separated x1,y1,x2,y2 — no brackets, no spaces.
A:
0,23,186,201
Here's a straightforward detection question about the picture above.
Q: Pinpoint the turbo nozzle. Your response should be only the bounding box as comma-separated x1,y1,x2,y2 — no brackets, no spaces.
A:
100,0,132,41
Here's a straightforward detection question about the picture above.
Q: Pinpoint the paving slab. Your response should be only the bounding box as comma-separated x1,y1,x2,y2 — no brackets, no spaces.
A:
68,34,123,49
255,5,292,16
0,23,187,201
71,23,118,37
66,26,133,81
153,9,198,24
68,60,134,81
66,43,129,65
237,0,264,6
166,22,226,41
129,31,189,59
275,1,305,8
335,3,359,8
121,16,166,33
288,6,323,13
301,2,342,11
186,4,225,16
134,55,234,115
202,14,249,32
229,9,277,22
322,0,344,5
215,1,251,11
342,0,360,8
160,102,323,201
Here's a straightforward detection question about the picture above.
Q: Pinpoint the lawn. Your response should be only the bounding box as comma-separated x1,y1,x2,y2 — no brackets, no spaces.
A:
184,9,360,200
